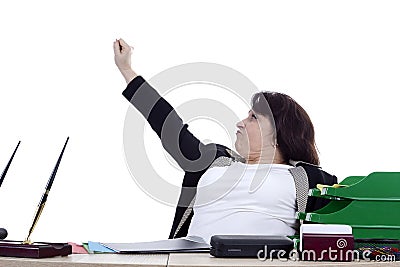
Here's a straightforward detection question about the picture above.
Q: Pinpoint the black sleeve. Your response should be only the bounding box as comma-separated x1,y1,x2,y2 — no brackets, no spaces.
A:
122,76,216,172
301,165,338,212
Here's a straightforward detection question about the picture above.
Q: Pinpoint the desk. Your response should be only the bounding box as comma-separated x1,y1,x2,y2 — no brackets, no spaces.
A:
168,253,397,267
0,254,168,267
0,253,397,267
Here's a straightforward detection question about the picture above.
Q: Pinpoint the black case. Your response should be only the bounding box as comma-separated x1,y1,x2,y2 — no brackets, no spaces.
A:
210,235,293,258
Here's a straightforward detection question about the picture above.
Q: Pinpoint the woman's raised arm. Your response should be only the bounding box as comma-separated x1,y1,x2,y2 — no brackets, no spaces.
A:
113,39,216,173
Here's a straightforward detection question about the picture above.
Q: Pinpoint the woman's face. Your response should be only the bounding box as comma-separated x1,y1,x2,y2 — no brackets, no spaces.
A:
235,110,275,159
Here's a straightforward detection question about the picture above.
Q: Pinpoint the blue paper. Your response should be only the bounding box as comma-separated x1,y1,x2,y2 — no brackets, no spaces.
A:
88,241,116,253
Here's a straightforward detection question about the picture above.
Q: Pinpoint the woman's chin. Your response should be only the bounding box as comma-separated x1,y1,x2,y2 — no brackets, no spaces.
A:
234,141,239,151
234,143,242,155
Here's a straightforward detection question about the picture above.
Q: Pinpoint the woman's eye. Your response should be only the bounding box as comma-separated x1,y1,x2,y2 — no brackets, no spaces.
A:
252,114,257,119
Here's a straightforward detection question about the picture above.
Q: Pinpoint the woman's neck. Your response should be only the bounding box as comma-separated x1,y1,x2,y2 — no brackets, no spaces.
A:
244,149,286,165
245,157,285,165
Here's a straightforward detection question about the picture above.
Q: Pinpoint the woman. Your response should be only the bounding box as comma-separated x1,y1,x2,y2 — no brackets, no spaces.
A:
113,38,336,244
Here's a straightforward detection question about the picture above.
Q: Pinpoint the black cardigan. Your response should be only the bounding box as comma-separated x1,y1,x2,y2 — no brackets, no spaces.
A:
122,75,337,239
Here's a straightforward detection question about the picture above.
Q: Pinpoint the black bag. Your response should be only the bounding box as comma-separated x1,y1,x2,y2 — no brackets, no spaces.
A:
210,235,293,258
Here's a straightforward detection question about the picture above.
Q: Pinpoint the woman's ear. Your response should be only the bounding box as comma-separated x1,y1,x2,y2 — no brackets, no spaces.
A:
272,138,278,149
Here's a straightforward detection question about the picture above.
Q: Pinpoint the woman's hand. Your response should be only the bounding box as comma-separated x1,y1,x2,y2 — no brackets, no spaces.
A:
113,38,138,84
114,38,131,71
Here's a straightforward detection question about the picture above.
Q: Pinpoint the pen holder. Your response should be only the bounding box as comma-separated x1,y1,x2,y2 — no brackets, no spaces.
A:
0,240,72,258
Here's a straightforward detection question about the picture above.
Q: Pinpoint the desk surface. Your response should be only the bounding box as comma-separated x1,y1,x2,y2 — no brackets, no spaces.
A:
0,254,168,267
0,253,397,267
168,253,397,267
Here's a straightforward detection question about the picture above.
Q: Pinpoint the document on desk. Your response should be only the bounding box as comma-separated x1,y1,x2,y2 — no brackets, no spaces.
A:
102,236,210,254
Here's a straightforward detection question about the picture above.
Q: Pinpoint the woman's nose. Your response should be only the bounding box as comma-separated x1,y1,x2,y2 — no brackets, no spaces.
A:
236,120,245,128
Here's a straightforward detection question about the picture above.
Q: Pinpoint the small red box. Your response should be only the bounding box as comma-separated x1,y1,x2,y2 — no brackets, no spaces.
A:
302,234,354,261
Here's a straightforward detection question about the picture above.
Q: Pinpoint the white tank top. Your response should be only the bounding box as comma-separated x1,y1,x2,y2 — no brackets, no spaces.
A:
187,162,297,244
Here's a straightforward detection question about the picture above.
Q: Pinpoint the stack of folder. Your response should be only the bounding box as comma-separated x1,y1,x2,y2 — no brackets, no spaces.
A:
297,172,400,240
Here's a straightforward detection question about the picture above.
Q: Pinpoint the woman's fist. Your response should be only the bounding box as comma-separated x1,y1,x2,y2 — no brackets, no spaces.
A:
113,38,137,83
114,38,132,71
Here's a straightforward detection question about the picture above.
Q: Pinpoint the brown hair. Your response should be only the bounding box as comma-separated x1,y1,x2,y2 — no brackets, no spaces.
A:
251,91,319,165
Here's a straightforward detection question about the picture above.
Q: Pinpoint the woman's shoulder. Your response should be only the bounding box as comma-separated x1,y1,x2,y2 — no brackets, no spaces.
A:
289,160,338,186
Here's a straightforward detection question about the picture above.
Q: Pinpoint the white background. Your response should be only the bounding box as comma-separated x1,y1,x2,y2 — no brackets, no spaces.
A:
0,0,399,243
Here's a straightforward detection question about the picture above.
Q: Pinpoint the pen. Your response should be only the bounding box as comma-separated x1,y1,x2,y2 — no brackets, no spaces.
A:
0,141,20,241
0,141,21,188
23,137,69,244
118,40,122,52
